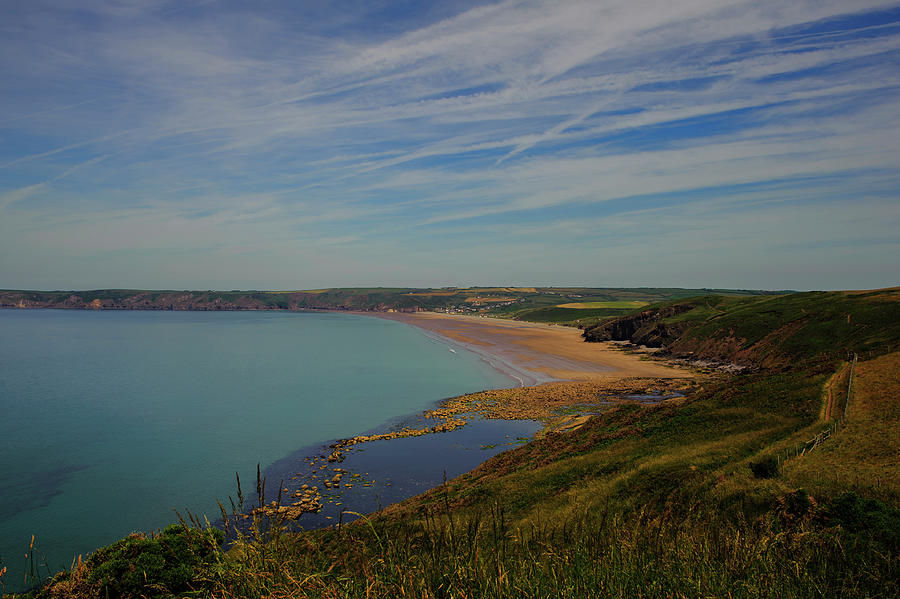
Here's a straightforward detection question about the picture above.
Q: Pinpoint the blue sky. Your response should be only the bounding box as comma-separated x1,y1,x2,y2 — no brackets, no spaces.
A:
1,0,899,291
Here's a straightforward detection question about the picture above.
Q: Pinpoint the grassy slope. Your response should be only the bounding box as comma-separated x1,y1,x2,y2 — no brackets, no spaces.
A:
305,291,898,598
13,290,900,598
668,290,900,364
401,367,832,529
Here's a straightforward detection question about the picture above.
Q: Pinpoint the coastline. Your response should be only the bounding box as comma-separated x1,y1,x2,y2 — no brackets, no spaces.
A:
373,311,693,382
0,307,699,583
2,308,526,593
258,311,698,524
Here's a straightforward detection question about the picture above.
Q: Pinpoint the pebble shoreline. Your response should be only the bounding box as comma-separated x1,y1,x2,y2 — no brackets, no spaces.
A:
253,376,696,520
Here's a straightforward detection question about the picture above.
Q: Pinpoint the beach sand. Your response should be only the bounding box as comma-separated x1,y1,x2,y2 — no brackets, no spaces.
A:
378,311,692,386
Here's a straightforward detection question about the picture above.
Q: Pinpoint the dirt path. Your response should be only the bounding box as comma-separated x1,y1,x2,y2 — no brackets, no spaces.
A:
823,361,850,421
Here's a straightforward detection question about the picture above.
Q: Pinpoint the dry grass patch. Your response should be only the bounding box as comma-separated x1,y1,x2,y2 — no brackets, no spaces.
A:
785,351,900,502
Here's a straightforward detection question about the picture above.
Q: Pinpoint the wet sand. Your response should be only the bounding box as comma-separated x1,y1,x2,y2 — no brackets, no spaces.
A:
377,312,692,385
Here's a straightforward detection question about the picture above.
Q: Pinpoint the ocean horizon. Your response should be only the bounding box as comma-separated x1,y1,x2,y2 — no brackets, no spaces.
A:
0,309,518,589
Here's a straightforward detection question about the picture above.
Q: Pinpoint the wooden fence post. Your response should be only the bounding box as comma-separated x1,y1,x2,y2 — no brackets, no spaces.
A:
842,353,857,424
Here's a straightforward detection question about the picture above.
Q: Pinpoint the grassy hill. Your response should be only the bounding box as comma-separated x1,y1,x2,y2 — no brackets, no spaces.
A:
9,289,900,598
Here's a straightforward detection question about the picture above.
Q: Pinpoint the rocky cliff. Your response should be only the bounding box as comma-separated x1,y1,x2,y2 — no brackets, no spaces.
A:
581,303,695,347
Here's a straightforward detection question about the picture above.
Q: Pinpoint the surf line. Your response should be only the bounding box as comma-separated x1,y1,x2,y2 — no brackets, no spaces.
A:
414,327,536,388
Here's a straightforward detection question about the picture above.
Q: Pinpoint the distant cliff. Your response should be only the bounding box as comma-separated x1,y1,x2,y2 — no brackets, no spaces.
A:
0,289,430,312
2,286,784,318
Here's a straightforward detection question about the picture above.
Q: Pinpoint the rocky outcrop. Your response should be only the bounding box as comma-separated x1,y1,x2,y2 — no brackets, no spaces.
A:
252,484,323,520
582,303,695,347
582,301,791,371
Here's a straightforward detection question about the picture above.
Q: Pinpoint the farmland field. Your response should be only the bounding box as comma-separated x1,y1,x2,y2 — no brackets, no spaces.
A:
556,301,649,309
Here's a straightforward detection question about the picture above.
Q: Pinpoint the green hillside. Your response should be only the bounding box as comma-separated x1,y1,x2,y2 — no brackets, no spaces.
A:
583,288,900,368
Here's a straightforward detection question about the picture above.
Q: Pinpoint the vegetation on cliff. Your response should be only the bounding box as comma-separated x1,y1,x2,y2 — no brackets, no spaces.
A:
583,288,900,368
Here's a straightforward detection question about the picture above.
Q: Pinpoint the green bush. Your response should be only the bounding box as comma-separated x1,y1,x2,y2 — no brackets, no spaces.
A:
86,524,224,598
826,492,900,549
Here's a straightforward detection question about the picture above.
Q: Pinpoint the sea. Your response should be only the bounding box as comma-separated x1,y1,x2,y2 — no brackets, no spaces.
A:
0,309,533,591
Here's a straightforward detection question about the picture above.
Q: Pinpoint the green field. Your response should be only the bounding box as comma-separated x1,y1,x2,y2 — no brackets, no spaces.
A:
509,306,635,324
555,300,649,309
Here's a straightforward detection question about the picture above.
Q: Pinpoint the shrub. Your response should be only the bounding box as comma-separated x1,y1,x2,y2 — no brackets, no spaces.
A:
749,455,780,479
86,524,224,598
826,492,900,549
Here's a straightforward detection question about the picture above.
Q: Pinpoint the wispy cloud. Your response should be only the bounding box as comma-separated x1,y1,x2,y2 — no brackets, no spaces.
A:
0,155,110,211
1,0,899,289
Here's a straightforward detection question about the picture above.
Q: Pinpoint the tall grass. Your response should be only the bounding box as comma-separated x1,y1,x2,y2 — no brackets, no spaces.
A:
13,493,897,598
203,494,897,599
13,415,899,599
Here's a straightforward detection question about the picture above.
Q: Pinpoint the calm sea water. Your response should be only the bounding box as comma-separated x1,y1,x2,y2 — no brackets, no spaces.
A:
0,309,513,586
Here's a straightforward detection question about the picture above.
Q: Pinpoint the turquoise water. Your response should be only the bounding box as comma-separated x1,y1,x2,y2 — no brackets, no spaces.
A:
0,309,512,587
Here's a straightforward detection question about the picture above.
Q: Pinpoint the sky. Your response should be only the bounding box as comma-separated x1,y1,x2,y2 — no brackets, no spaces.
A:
1,0,899,291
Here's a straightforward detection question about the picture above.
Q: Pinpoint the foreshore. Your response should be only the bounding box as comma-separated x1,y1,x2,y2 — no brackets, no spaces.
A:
375,311,693,383
260,312,698,522
375,311,698,433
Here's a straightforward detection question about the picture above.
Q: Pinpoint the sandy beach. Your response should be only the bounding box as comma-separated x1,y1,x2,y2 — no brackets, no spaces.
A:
377,311,692,386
